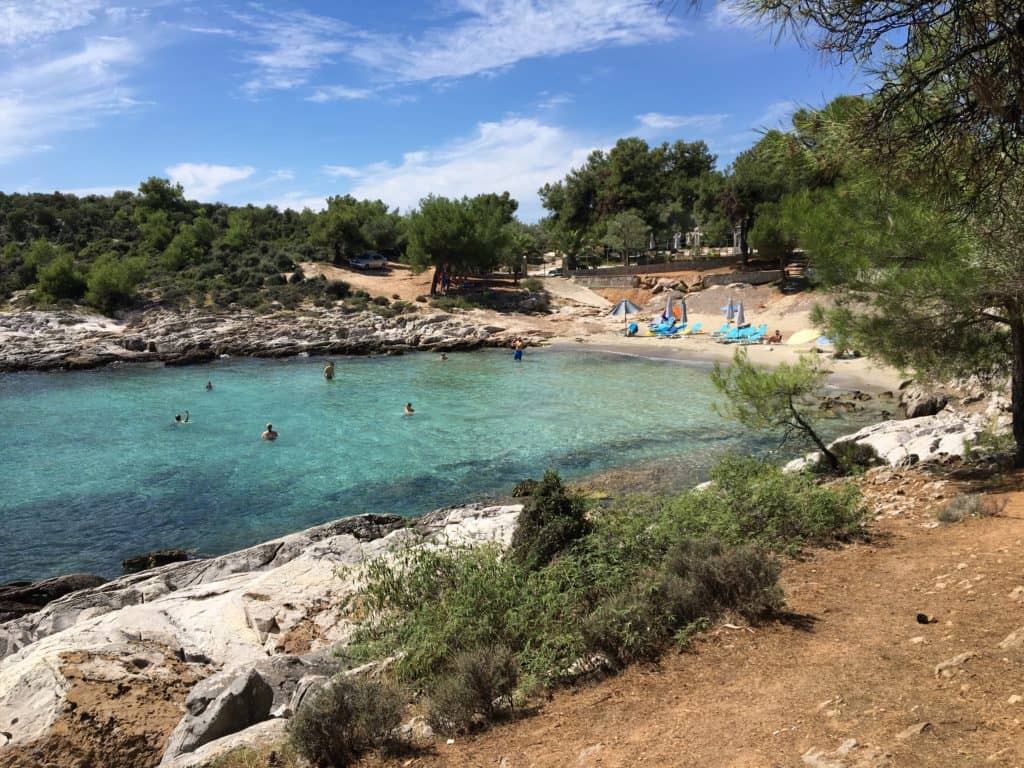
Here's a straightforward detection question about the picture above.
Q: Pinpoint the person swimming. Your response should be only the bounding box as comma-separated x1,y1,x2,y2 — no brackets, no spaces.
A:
324,361,335,380
261,423,278,441
404,402,415,415
174,414,182,424
205,381,213,391
440,353,449,362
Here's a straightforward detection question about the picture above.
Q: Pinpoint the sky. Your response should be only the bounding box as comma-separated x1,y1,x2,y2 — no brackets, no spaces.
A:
0,0,865,220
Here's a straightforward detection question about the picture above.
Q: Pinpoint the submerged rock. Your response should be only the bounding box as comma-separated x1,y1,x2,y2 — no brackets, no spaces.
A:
122,549,191,574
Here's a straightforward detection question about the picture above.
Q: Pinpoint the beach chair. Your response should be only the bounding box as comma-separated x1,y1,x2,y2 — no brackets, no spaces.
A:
739,324,769,344
680,322,702,336
710,322,731,337
656,322,686,337
716,326,744,343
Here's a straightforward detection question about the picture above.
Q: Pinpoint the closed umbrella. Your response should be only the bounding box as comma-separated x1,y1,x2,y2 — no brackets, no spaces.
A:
662,293,674,322
736,301,746,326
679,297,688,325
722,296,735,322
609,299,643,332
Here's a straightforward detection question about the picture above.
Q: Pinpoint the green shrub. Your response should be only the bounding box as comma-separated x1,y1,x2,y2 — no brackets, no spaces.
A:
372,295,390,306
430,295,475,311
511,478,539,497
86,254,144,313
428,645,518,734
812,440,883,476
522,277,544,292
655,455,865,552
37,254,86,300
936,493,1006,523
511,471,590,570
325,280,350,298
287,677,406,767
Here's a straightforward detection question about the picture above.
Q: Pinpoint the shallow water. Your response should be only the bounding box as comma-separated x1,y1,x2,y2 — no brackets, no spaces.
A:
1,349,876,581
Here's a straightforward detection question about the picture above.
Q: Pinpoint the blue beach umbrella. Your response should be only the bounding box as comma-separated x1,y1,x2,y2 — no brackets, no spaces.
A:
736,301,746,326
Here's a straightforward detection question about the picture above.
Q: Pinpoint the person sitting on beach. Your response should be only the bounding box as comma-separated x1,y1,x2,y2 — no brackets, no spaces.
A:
262,423,278,441
767,329,783,345
324,361,335,380
205,381,213,391
404,402,415,415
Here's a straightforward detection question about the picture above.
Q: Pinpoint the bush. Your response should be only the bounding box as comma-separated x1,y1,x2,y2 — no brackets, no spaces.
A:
37,254,86,300
288,677,406,767
655,455,865,552
430,295,475,311
522,277,544,292
511,471,590,570
86,254,144,313
511,478,539,497
812,440,882,476
372,295,390,306
325,280,350,299
428,646,518,734
936,493,1006,523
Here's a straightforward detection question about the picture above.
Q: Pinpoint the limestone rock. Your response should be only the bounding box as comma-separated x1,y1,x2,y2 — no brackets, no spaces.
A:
935,651,977,677
997,627,1024,650
0,573,107,623
899,386,948,418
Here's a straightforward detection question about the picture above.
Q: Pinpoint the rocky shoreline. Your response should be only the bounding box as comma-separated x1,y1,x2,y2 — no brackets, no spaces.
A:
0,307,549,373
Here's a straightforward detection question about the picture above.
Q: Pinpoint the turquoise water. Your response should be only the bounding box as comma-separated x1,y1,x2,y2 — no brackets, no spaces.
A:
1,350,873,581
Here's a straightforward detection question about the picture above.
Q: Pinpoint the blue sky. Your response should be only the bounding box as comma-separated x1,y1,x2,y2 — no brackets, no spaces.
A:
1,1,864,220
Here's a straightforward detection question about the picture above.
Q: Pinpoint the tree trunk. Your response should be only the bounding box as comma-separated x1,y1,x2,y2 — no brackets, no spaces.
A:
332,241,341,265
429,264,442,295
1011,315,1024,468
791,399,839,471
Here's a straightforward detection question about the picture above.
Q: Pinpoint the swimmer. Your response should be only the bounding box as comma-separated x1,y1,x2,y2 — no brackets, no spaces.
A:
205,381,213,391
440,353,449,362
174,414,182,424
184,410,190,423
261,423,278,441
324,361,335,380
404,402,415,415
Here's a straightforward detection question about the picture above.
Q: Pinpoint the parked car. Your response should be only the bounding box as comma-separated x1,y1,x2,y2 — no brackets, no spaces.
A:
546,267,562,276
349,252,388,270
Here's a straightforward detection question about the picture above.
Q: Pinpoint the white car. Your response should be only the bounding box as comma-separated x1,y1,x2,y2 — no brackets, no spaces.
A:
349,252,388,270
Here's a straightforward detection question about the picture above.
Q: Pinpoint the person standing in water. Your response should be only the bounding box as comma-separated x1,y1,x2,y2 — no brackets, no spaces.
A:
404,402,415,415
262,423,278,441
513,337,524,362
205,381,213,391
324,361,335,380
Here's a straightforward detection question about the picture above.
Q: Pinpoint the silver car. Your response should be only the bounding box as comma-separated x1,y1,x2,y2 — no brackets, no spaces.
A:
349,252,388,269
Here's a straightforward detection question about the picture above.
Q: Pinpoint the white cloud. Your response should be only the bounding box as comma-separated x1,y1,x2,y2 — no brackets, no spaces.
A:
0,36,142,163
322,165,363,178
707,0,760,31
341,117,599,221
307,84,374,103
234,10,349,95
537,91,573,110
1,0,102,46
257,191,327,213
166,162,255,200
637,112,730,130
752,100,797,129
348,0,682,83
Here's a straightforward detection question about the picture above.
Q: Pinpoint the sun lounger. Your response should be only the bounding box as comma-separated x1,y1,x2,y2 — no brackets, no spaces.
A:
711,322,731,337
738,324,769,344
680,322,702,336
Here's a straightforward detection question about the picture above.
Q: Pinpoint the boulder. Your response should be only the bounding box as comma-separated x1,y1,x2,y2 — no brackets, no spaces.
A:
122,549,191,574
899,386,948,418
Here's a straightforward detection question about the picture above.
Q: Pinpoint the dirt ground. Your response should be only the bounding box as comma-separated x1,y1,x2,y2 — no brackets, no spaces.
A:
361,468,1024,768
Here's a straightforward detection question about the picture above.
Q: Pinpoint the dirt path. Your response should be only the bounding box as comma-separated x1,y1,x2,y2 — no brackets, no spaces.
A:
372,470,1024,768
